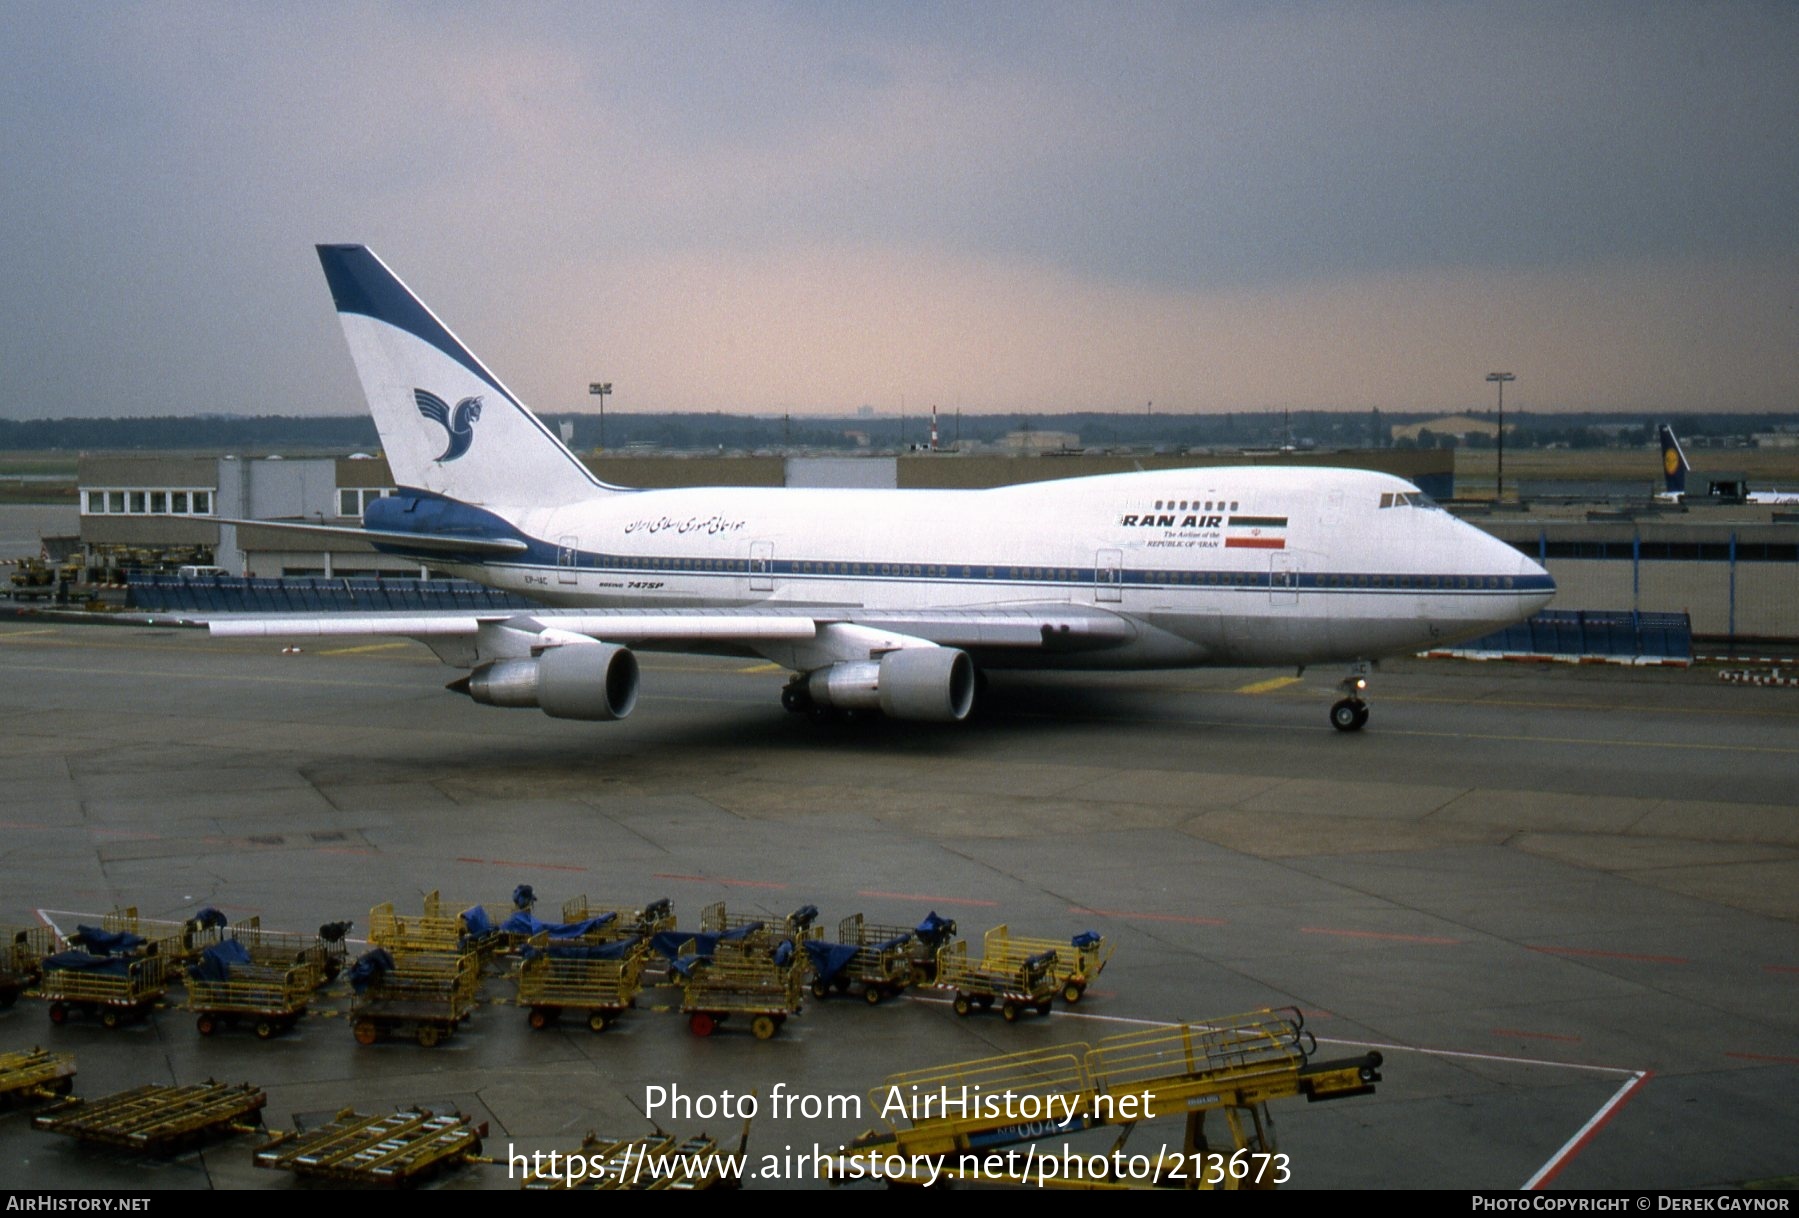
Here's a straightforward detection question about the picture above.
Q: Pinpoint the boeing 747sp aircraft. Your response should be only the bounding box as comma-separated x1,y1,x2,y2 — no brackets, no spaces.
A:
206,245,1554,732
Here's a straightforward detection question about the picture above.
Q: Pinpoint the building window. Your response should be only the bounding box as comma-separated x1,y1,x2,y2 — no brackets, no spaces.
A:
171,492,188,513
191,491,211,515
337,487,395,517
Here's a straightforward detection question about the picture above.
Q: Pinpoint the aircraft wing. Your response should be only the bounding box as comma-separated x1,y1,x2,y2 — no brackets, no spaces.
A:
193,603,1138,656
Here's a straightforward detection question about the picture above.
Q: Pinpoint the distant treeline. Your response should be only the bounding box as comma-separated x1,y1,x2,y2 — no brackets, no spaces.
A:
0,410,1791,453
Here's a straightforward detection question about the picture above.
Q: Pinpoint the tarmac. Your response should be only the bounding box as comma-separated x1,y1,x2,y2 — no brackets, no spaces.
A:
1,616,1796,1191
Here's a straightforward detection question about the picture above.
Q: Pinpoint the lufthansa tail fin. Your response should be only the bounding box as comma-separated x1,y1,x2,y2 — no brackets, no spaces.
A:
1658,425,1689,497
317,244,615,508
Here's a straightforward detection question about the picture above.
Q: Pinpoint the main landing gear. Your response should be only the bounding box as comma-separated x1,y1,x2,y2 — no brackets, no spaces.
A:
1329,665,1371,733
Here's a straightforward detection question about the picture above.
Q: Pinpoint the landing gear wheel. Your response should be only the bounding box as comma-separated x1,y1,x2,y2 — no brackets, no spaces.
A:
688,1011,717,1038
587,1011,609,1033
751,1014,778,1040
1330,698,1367,732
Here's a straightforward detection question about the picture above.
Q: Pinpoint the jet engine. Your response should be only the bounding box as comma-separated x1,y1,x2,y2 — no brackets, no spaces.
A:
455,642,639,721
804,647,975,722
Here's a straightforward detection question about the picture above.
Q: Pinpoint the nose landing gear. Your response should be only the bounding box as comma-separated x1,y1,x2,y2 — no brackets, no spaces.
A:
1330,666,1371,732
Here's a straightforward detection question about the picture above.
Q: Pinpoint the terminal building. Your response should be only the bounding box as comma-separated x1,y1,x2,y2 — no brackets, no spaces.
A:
72,450,1799,644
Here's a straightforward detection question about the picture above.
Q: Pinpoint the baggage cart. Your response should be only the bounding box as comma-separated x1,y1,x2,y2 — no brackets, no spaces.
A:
186,944,313,1039
0,925,57,1008
255,1106,485,1186
559,895,677,940
100,906,226,966
369,890,503,959
228,915,351,988
699,902,822,950
933,940,1059,1022
520,1126,751,1190
807,916,915,1004
0,1048,76,1106
35,951,166,1028
677,941,805,1040
348,948,480,1047
515,933,646,1032
982,924,1114,1004
33,1081,266,1153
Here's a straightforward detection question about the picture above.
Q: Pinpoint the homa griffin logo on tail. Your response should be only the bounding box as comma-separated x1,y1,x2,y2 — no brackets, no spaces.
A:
414,389,484,462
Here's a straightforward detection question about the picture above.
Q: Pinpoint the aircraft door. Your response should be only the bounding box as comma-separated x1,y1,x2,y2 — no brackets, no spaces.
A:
557,536,578,585
750,541,774,592
1270,552,1297,606
1095,549,1122,602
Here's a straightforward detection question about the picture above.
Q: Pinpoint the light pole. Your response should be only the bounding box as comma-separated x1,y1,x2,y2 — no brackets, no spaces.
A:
1485,372,1514,502
588,381,612,452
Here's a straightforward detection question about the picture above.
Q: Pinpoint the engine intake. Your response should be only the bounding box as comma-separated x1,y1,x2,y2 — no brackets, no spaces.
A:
806,648,975,722
459,643,639,721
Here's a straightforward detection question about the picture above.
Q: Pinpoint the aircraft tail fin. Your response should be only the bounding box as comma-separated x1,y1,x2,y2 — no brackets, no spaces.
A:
316,244,614,508
1658,425,1689,497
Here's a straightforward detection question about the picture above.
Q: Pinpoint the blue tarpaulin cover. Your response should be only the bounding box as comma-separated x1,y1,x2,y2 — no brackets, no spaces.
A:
804,941,860,981
720,922,764,942
460,906,496,938
347,948,395,993
1071,931,1101,949
72,926,145,957
670,953,709,979
652,931,721,960
772,940,794,968
874,934,911,953
512,885,536,910
189,939,252,983
521,937,641,962
916,913,956,947
789,905,820,930
44,951,131,976
499,910,617,939
193,908,228,930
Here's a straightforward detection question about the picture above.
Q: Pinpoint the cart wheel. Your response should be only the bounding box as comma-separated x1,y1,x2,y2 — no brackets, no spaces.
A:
811,980,829,1000
864,986,883,1006
416,1024,442,1048
688,1012,716,1038
1063,982,1084,1005
953,995,972,1017
587,1012,609,1033
100,1008,120,1030
196,1014,217,1036
48,1002,68,1025
1001,1001,1020,1023
528,1008,551,1031
353,1019,379,1045
1036,1000,1054,1016
255,1020,277,1040
751,1015,778,1040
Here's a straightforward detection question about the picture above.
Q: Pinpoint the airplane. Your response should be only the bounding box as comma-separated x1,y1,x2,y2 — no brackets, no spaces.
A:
202,244,1556,734
1657,425,1799,506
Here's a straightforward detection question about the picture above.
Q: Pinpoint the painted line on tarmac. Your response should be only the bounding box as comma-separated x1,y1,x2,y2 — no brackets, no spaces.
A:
1069,906,1229,926
1493,1028,1583,1043
1301,926,1462,945
1527,944,1690,965
1234,675,1302,695
654,873,788,889
457,856,588,873
1523,1070,1653,1191
859,889,999,907
1724,1051,1799,1065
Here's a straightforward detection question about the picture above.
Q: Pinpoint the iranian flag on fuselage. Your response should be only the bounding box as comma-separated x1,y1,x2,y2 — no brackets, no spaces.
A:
1224,515,1287,549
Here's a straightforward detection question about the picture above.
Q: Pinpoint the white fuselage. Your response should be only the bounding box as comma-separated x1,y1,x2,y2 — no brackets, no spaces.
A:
418,465,1551,669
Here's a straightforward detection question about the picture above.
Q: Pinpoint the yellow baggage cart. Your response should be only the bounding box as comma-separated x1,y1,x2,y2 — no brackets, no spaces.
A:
933,940,1059,1022
515,933,646,1032
982,924,1114,1004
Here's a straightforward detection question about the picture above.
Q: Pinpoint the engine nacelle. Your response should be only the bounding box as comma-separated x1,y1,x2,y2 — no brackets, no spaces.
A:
462,643,639,721
806,648,975,722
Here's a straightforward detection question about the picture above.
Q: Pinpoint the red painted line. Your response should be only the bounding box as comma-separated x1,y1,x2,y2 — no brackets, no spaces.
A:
1525,1071,1652,1190
318,847,374,857
1493,1028,1583,1043
1068,906,1228,926
1724,1051,1799,1065
859,890,1000,908
1764,964,1799,975
0,821,49,830
655,873,787,890
1300,927,1462,945
488,858,587,873
1527,945,1690,965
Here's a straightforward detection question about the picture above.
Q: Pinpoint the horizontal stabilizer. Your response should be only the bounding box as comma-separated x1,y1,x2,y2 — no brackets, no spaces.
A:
211,516,528,556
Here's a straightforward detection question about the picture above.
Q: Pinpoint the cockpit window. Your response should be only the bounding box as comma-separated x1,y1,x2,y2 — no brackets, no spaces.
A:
1379,490,1444,510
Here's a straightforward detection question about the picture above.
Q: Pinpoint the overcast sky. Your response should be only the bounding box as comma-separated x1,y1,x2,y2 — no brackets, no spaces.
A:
4,3,1796,419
